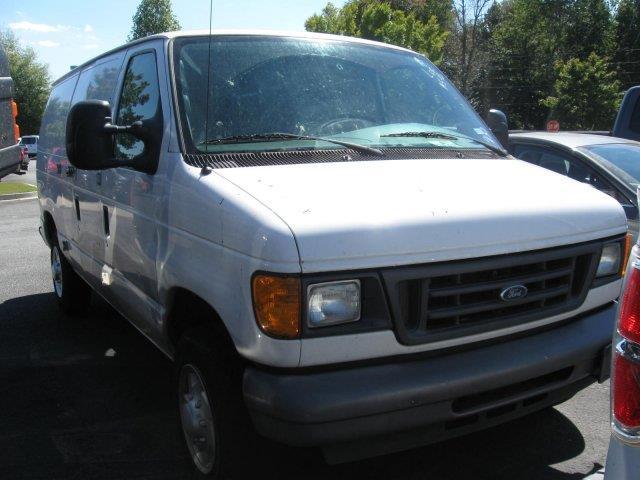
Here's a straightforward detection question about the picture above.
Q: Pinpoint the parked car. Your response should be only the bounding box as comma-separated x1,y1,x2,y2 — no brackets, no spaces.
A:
0,42,21,180
613,86,640,142
38,31,628,478
604,228,640,479
509,132,640,241
19,135,38,158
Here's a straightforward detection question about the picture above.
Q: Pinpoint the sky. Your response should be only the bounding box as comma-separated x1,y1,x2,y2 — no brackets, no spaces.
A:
0,0,346,80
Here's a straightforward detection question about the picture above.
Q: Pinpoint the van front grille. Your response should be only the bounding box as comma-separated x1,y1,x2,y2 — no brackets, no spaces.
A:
381,241,604,345
416,255,586,330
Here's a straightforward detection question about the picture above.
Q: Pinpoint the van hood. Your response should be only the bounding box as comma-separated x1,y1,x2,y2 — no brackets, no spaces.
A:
215,158,627,272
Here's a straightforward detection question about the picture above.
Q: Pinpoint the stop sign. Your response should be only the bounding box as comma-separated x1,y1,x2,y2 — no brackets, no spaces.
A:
547,120,560,132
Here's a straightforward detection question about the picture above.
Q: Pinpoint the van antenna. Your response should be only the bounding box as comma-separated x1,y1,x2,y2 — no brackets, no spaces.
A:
204,0,213,148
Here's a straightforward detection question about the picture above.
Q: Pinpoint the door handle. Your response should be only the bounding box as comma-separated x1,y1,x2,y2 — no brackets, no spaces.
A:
102,205,110,236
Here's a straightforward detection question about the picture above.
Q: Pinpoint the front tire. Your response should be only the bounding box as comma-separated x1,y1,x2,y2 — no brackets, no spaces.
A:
176,326,252,479
50,242,91,315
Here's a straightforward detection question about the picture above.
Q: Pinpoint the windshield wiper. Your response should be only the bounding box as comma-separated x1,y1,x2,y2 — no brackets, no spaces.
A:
200,132,384,157
381,131,508,157
382,131,459,141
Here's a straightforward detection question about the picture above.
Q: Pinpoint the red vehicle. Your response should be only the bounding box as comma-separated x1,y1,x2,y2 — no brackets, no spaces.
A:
19,145,29,171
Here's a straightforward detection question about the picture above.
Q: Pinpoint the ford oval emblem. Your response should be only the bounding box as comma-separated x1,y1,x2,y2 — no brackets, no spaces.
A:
500,285,528,302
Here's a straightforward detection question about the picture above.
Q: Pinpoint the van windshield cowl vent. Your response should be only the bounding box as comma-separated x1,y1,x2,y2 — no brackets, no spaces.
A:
184,147,499,169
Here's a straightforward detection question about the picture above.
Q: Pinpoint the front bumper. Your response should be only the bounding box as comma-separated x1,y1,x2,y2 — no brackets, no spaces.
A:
243,302,615,461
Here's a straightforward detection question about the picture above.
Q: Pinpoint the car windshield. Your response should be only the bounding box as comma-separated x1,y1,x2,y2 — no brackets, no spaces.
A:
583,143,640,186
172,35,500,155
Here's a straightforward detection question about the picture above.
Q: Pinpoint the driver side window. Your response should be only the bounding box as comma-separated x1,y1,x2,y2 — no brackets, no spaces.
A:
116,52,160,160
513,144,625,203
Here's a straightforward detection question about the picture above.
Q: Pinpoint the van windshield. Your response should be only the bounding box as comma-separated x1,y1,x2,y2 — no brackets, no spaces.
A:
173,35,500,155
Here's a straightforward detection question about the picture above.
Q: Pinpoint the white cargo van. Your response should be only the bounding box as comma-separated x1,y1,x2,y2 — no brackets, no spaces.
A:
37,31,628,478
19,134,39,158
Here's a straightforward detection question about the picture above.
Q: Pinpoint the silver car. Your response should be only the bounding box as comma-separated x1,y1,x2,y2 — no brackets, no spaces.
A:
510,132,640,241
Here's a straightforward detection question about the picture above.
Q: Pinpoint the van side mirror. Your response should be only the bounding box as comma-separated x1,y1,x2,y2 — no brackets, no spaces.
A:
65,100,158,174
486,109,509,149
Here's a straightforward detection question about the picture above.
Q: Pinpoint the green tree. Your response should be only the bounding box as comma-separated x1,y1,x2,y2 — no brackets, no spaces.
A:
611,0,640,90
0,30,50,135
480,0,612,129
564,0,612,59
542,52,621,129
305,3,349,35
305,1,449,64
128,0,180,41
387,0,453,26
443,0,493,99
483,0,558,128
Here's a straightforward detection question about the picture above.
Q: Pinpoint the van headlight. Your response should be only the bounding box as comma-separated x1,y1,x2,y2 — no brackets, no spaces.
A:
307,280,361,328
597,242,622,277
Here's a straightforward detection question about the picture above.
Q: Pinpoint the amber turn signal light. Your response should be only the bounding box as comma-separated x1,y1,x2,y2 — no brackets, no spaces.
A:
252,274,300,339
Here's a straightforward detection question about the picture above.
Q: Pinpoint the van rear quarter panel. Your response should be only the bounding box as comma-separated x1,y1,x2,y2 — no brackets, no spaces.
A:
37,73,79,249
158,159,302,367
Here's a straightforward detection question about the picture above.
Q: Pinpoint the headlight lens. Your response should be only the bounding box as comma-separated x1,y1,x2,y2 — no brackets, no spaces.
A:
307,280,361,328
597,242,621,277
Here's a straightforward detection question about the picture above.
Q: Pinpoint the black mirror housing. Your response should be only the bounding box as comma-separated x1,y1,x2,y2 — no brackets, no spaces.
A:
66,100,117,170
65,100,160,174
486,109,509,149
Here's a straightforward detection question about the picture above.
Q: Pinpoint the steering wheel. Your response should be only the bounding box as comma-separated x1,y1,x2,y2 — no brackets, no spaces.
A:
318,117,376,135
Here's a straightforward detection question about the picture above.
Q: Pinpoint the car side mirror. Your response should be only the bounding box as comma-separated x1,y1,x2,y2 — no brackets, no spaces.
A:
486,109,509,149
65,100,159,174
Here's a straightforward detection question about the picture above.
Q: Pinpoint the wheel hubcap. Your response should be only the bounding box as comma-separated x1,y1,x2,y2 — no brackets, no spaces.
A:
179,364,216,474
51,247,63,298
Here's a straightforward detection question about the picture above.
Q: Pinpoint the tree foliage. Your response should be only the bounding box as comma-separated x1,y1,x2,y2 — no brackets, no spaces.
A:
542,52,620,130
484,0,559,128
611,0,640,90
128,0,181,41
0,30,50,135
479,0,615,128
305,1,449,64
306,0,631,130
443,0,493,99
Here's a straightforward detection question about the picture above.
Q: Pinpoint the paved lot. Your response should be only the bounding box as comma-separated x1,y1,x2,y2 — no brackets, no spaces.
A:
0,197,613,479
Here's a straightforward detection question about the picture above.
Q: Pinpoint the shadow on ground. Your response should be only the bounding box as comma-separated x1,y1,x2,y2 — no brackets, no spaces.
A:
0,292,598,479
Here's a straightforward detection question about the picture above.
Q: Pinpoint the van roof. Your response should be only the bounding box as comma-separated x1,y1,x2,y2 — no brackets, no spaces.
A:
53,29,417,85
